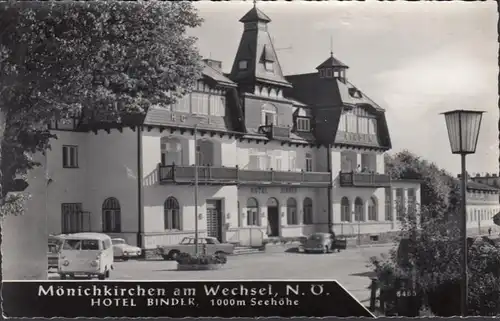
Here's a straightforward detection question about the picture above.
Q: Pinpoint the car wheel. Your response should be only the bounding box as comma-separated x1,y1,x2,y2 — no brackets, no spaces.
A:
161,255,170,260
215,251,228,263
98,273,106,280
60,274,67,280
105,270,110,278
122,257,129,262
168,250,180,260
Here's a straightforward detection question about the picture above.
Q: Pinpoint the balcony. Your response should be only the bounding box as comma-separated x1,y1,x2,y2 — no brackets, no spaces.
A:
258,124,291,140
159,164,331,187
338,171,391,188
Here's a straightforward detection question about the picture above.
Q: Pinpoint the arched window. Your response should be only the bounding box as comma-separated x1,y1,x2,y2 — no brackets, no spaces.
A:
161,137,182,166
164,197,181,230
102,197,121,232
354,197,364,222
303,197,313,224
286,198,298,225
368,197,377,221
341,197,350,222
246,198,259,226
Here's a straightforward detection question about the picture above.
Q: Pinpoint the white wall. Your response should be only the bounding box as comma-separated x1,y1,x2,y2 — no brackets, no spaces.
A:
2,153,48,280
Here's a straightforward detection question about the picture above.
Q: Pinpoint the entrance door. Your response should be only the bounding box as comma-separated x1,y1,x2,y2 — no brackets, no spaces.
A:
206,200,222,242
266,197,280,237
267,207,279,237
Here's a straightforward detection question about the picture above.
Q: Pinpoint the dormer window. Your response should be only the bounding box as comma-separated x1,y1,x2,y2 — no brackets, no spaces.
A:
325,68,333,78
296,117,311,132
319,70,325,78
239,60,248,70
264,61,274,72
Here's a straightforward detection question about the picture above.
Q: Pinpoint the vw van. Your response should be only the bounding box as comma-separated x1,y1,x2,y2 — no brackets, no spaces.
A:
58,233,114,280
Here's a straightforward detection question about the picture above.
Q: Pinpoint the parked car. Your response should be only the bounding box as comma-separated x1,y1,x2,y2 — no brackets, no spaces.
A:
112,238,142,261
302,233,334,254
157,236,234,260
47,234,65,270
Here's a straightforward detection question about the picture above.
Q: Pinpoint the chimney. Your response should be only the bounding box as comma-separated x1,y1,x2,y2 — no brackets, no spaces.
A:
203,58,222,71
486,173,491,177
475,173,480,177
493,174,498,177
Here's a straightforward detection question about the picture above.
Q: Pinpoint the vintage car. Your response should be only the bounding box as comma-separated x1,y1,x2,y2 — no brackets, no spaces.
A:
302,233,335,254
112,238,142,261
47,234,65,270
157,236,234,260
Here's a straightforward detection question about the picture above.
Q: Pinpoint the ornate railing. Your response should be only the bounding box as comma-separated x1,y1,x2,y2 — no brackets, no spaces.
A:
338,171,391,188
159,164,331,187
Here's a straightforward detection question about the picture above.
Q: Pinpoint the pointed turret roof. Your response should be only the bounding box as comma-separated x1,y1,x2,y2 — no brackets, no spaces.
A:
229,6,291,88
239,6,271,23
316,54,349,70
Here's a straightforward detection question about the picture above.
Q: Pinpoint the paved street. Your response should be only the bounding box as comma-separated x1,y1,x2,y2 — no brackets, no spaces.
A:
51,245,392,304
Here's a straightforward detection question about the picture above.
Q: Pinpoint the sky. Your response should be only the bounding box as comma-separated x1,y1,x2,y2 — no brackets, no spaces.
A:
189,1,498,176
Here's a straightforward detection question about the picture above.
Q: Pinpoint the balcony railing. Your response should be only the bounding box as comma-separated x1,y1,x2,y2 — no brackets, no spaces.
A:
159,164,331,187
338,171,391,188
258,124,291,140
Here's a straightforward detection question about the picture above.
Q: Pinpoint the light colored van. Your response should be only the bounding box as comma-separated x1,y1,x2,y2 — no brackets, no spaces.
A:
58,233,114,280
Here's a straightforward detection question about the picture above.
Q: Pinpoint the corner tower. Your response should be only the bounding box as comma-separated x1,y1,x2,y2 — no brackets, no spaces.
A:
229,5,291,94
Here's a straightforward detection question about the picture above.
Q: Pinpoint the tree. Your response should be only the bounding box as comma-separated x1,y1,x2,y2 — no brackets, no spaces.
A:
384,150,460,221
0,1,203,216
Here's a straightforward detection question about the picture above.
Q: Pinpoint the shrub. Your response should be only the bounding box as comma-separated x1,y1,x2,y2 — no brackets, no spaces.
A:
176,252,227,265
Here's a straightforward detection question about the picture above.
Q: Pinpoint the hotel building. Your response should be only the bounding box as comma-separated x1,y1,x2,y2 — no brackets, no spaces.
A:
31,6,422,249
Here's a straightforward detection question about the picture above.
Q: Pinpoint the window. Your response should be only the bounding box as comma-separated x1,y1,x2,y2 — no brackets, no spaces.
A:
264,112,276,125
305,153,313,172
191,92,209,115
289,152,297,171
346,113,357,132
407,189,416,213
385,188,393,221
209,95,226,117
319,70,325,78
303,197,313,224
368,197,377,221
61,203,90,234
161,138,182,165
164,197,181,230
341,197,350,222
246,198,260,226
358,117,369,134
338,114,347,131
325,68,333,78
395,189,404,220
172,94,190,113
102,197,121,233
296,117,311,132
239,60,248,70
354,197,364,222
62,145,78,168
286,198,298,225
248,155,260,170
275,157,282,171
368,118,377,135
264,61,274,72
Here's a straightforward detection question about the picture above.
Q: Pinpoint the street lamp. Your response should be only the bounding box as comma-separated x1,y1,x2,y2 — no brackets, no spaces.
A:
192,114,204,255
442,109,485,316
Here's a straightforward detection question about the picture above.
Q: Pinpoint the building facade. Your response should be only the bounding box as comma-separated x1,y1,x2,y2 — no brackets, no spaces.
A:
464,178,500,235
35,6,422,249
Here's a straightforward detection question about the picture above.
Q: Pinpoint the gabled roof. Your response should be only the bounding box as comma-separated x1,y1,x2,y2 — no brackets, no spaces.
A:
316,55,349,70
239,6,271,23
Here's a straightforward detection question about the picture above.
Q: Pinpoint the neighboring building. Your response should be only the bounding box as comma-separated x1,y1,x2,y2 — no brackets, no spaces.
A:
464,178,500,235
28,5,421,249
470,173,500,188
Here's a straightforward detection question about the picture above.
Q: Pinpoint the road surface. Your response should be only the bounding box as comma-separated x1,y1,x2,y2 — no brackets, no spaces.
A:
75,245,393,303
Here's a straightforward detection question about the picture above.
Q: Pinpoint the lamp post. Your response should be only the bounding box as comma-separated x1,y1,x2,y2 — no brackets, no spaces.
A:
192,114,204,255
442,109,485,316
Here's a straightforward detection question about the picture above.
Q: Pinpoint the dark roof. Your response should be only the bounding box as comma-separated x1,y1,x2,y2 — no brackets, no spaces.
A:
202,62,236,88
467,181,500,192
229,11,291,88
239,7,271,23
316,55,349,70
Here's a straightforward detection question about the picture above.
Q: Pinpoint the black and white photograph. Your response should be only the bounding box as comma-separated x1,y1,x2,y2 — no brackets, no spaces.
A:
0,0,498,318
